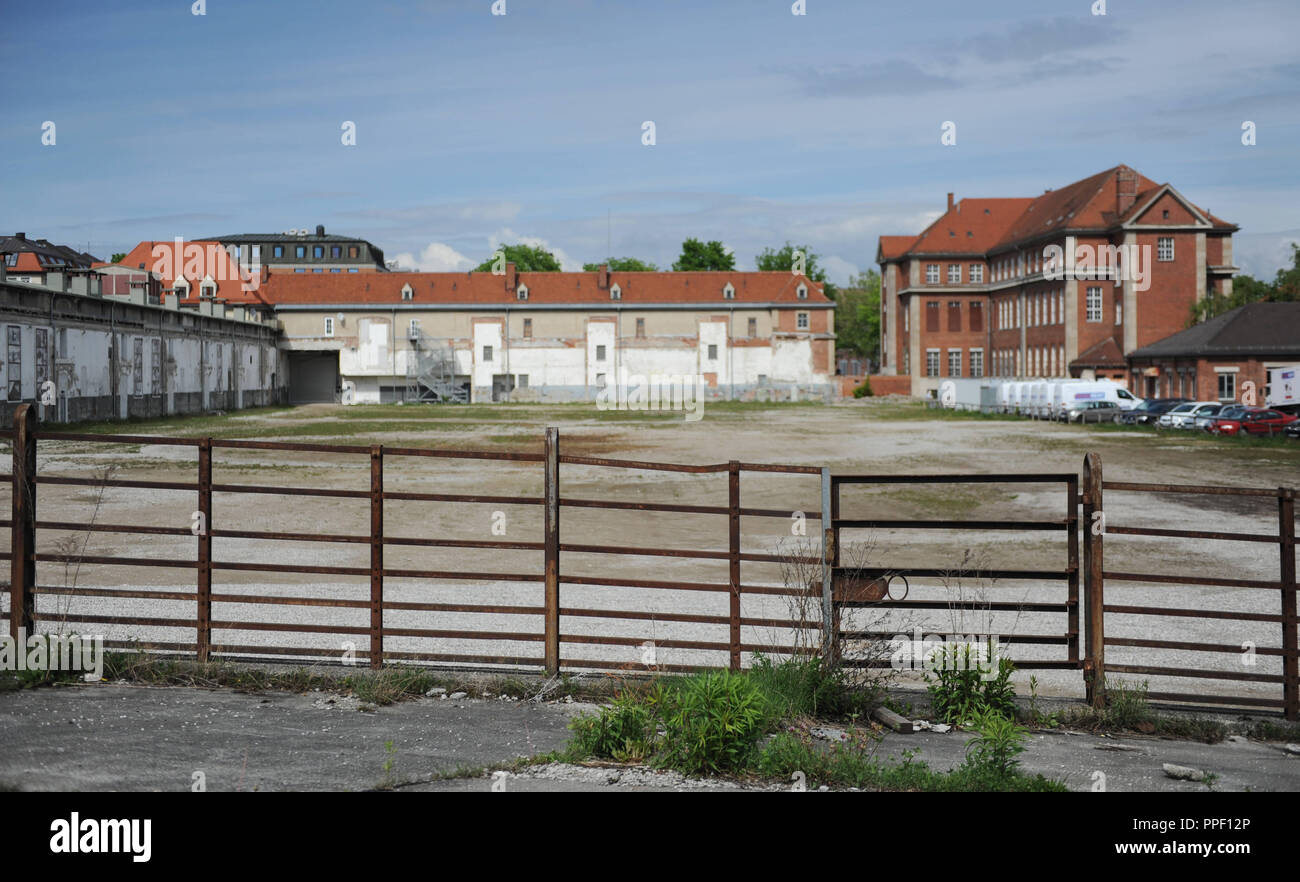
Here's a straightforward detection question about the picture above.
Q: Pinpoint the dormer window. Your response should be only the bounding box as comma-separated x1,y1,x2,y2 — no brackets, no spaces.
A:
516,284,529,301
796,283,808,300
722,282,735,300
401,283,413,301
174,278,190,297
610,283,621,301
201,274,216,298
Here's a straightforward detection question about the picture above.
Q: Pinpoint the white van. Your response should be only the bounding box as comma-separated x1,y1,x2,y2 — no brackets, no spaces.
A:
1054,380,1142,417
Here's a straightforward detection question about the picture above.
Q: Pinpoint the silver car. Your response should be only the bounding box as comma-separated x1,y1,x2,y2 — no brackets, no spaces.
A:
1160,401,1220,429
1065,401,1123,423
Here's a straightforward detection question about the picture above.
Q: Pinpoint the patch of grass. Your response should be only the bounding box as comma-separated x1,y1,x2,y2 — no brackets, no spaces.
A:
1058,679,1228,743
748,653,872,721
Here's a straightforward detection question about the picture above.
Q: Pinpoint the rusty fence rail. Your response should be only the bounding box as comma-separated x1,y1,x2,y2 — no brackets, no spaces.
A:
828,471,1081,672
2,404,823,676
1082,452,1299,719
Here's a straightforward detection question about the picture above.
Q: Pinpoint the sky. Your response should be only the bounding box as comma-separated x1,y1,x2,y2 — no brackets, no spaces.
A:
2,0,1298,284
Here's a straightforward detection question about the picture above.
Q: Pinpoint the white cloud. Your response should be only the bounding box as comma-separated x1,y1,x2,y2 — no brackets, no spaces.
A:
821,255,860,287
391,241,475,272
489,228,583,271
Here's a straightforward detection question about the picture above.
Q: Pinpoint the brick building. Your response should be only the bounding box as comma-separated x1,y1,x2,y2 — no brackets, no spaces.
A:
877,166,1238,397
1125,302,1300,403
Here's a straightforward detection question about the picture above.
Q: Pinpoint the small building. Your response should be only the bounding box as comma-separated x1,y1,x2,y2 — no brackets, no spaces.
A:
1125,302,1300,402
202,225,387,274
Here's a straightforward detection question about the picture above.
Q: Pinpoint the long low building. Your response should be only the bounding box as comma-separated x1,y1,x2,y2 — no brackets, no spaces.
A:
262,265,837,404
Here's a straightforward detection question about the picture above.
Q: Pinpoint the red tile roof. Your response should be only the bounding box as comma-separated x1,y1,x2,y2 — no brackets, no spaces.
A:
260,270,830,306
116,240,269,305
906,198,1034,255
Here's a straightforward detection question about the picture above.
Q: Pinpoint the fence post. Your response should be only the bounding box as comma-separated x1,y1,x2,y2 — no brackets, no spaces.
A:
10,403,36,640
1082,453,1105,708
1280,486,1297,721
196,439,212,662
1066,471,1079,667
728,460,741,671
820,468,834,662
369,444,383,670
544,427,560,676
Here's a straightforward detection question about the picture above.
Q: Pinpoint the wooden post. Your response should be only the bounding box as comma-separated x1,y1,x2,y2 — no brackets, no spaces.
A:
728,461,741,671
544,428,560,676
369,444,383,670
10,404,36,640
820,468,834,662
1082,453,1105,708
196,439,212,662
1279,486,1297,721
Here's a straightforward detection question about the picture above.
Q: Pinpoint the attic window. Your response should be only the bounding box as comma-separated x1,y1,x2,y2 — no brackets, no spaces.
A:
723,282,735,300
796,284,808,300
984,208,991,215
610,283,621,301
401,283,413,301
174,278,190,296
200,283,215,298
517,284,529,301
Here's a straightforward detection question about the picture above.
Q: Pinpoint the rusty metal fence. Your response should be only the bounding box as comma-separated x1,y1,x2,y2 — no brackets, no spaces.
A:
2,404,823,675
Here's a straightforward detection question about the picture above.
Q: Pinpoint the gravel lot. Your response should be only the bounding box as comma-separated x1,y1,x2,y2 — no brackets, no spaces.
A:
4,400,1297,709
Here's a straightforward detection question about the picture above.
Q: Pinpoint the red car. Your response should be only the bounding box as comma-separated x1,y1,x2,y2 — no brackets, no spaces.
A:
1211,408,1297,436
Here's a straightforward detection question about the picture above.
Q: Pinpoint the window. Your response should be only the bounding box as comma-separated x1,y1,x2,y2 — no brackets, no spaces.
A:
313,246,324,258
970,349,984,378
483,345,493,361
516,284,528,301
948,349,962,377
349,246,359,259
926,301,940,332
294,268,306,273
796,312,809,330
1086,287,1103,322
903,350,910,375
970,264,983,283
969,302,983,332
707,344,718,360
637,318,646,338
409,319,420,336
1115,300,1122,325
796,283,808,299
347,268,358,273
296,246,306,258
925,349,940,378
174,278,190,297
1157,237,1174,261
523,318,533,338
330,268,341,273
610,284,621,300
747,317,756,337
312,268,323,273
1217,372,1235,401
596,344,606,361
723,283,735,300
200,283,215,298
948,264,961,284
948,301,961,332
595,373,606,386
251,245,261,263
331,246,341,258
401,283,413,301
926,264,940,284
324,317,335,336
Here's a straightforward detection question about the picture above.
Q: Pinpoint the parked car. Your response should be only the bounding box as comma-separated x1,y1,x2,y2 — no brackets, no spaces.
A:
1118,398,1188,425
1285,420,1300,440
1209,406,1261,435
1237,409,1299,437
1194,403,1238,431
1063,401,1124,423
1161,401,1221,429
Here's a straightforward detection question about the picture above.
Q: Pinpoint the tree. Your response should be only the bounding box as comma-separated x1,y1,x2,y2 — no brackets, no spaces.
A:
582,257,659,272
672,238,735,272
110,252,126,263
833,270,881,366
1191,242,1300,323
473,243,563,273
755,242,837,300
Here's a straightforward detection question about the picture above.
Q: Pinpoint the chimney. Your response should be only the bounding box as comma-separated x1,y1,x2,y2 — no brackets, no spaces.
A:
316,224,325,236
947,193,955,212
596,263,610,289
15,232,25,240
505,262,517,293
1116,167,1138,216
0,254,6,283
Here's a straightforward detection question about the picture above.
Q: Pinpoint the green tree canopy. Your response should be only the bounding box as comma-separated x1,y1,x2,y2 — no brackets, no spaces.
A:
473,243,563,273
582,257,659,272
672,238,735,272
833,270,881,365
110,252,126,263
1192,242,1300,323
755,242,837,300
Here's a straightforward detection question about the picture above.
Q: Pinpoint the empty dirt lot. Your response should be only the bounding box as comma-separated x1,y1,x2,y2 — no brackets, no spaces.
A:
3,398,1297,709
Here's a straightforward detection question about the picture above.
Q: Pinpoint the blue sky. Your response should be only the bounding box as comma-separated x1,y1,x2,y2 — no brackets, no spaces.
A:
2,0,1298,283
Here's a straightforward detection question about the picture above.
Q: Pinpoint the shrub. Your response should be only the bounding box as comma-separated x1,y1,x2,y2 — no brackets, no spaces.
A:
962,708,1028,778
657,670,769,775
853,378,873,398
748,653,858,722
567,690,661,762
924,642,1016,725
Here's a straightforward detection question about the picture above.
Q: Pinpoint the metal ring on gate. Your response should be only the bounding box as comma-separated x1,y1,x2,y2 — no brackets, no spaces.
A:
885,573,909,602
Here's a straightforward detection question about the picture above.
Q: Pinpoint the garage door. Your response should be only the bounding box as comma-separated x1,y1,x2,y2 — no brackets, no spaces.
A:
288,351,339,404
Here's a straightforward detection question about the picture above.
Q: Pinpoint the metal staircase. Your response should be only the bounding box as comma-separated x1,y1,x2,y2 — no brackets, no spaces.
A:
405,329,467,403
